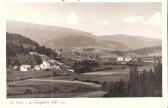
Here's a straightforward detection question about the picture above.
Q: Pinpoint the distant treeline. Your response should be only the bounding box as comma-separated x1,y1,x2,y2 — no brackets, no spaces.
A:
102,58,162,97
6,32,58,67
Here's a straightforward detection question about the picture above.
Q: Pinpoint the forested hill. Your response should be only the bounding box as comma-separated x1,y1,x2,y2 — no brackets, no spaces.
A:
6,32,58,67
7,32,39,48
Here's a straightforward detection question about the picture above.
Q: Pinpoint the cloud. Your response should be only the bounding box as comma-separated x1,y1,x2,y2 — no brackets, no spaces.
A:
122,11,161,27
66,12,78,25
122,16,146,24
102,20,111,26
148,12,161,27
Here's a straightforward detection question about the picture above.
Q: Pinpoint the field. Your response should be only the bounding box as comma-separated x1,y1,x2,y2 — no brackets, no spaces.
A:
8,78,102,98
7,69,128,98
7,69,71,82
44,69,130,84
7,63,154,98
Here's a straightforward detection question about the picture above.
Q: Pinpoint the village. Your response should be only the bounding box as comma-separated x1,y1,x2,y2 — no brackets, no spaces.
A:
12,48,161,73
6,29,162,98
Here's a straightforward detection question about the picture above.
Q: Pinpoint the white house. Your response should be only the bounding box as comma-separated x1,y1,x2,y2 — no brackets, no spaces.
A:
55,66,61,70
117,57,124,61
34,65,41,71
29,52,38,55
13,66,18,70
124,57,132,62
20,65,31,72
40,61,50,70
67,69,75,72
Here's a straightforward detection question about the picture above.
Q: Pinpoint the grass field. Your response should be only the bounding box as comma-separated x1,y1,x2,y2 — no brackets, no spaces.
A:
7,69,71,82
7,68,128,98
7,63,154,98
7,79,101,98
44,69,129,84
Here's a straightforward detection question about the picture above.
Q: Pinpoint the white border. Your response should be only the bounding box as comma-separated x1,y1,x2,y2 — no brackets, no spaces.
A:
0,0,167,108
5,0,163,3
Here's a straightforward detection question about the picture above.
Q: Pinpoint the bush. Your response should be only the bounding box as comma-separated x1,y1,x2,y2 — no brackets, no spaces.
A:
24,89,32,94
74,78,79,80
122,67,126,69
52,71,57,76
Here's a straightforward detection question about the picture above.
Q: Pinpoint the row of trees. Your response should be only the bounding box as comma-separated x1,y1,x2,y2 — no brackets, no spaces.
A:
7,43,34,66
36,45,58,58
102,58,162,97
8,54,42,67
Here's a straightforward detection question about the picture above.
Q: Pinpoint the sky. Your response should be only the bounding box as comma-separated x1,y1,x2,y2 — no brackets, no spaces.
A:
6,2,162,39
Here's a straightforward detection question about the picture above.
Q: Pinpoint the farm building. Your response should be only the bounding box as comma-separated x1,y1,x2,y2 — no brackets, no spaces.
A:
117,57,124,61
116,56,132,64
124,57,132,62
117,57,132,62
13,66,18,70
40,61,50,70
29,52,38,55
20,65,31,72
67,69,75,72
34,65,41,71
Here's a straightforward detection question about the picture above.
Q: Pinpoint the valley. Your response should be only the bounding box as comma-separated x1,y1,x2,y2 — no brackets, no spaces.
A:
6,21,162,98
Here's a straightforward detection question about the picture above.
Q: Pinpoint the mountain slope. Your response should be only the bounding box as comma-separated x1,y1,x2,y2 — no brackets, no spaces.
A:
128,45,162,55
6,20,93,44
7,21,128,50
100,34,161,49
46,35,97,48
7,21,161,50
45,35,128,50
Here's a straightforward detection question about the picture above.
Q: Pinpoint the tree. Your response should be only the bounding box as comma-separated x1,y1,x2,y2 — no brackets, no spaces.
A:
35,55,43,65
103,58,162,97
113,79,128,97
73,60,99,73
102,81,107,91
